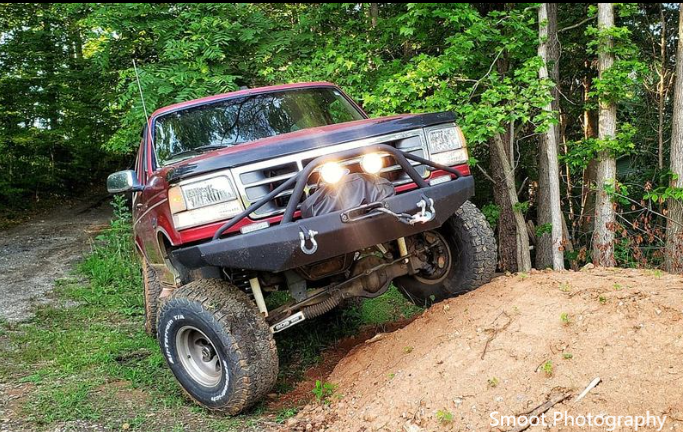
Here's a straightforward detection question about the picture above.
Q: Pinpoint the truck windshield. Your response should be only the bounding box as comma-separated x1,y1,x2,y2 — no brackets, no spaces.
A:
154,87,365,166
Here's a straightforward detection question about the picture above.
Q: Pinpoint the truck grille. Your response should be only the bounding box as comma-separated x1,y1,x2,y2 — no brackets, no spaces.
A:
231,129,430,218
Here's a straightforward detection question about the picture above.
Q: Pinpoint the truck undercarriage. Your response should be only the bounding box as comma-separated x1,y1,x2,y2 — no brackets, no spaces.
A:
171,144,476,333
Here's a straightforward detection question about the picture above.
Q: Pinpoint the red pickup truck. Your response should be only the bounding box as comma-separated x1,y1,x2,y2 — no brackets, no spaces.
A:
107,82,496,414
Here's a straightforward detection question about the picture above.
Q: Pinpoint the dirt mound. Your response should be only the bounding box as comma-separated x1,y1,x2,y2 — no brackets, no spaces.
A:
287,268,683,431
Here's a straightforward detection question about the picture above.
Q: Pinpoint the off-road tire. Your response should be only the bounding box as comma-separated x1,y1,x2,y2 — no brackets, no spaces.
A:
156,279,278,415
396,201,496,306
142,260,163,338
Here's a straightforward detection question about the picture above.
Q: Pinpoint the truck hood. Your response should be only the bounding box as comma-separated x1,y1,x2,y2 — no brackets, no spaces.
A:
163,111,455,183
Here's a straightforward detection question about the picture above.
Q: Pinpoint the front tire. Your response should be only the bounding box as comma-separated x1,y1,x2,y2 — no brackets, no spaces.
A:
396,201,496,306
156,279,278,414
142,260,163,338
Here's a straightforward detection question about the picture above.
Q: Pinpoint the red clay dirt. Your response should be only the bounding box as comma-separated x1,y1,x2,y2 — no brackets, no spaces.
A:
281,267,683,431
269,318,419,412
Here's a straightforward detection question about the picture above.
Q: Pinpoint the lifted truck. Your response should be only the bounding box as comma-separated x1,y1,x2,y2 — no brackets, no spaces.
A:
107,82,496,414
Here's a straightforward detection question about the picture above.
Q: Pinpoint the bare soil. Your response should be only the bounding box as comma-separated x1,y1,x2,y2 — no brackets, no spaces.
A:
0,197,112,323
270,318,419,412
285,268,683,431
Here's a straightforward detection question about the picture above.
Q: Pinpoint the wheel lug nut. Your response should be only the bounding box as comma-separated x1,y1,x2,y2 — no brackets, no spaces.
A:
201,346,214,362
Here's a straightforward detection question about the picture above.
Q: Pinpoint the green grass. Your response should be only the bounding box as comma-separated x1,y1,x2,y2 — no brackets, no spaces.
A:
0,197,424,430
275,407,298,423
356,288,423,326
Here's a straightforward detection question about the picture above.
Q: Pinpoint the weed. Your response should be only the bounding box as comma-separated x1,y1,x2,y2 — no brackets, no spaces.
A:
563,353,573,360
613,283,623,291
647,269,664,279
388,373,395,380
560,312,570,325
403,346,414,354
275,408,298,423
487,377,499,388
312,380,337,404
542,360,553,377
518,272,529,280
436,409,454,424
599,295,607,304
482,203,501,230
559,282,571,292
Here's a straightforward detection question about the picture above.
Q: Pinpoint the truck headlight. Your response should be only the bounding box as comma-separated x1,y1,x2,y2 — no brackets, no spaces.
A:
426,125,469,167
168,176,243,230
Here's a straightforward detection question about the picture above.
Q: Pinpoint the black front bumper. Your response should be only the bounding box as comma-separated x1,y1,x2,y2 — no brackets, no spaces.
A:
172,175,474,273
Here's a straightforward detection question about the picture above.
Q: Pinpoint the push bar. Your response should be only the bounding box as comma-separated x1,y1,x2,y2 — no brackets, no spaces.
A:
213,144,463,240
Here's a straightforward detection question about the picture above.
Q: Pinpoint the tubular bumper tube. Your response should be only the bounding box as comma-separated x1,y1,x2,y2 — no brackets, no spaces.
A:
172,176,474,273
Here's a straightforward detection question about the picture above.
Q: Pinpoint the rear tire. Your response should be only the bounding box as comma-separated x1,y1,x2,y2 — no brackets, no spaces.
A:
156,279,278,415
142,260,163,338
396,201,496,306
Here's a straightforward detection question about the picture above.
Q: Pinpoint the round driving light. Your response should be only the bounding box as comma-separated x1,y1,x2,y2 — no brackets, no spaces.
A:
320,162,345,184
361,153,384,174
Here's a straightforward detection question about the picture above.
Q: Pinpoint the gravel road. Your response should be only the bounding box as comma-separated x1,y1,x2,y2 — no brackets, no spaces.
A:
0,198,112,323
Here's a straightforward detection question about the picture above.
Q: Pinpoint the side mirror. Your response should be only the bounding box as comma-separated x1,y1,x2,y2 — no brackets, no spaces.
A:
107,170,143,194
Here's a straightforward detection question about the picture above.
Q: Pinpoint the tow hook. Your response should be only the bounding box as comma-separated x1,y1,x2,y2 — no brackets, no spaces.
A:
299,228,318,255
411,197,436,225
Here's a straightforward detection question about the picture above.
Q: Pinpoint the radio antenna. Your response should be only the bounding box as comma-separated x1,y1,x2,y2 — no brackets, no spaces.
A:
132,59,149,121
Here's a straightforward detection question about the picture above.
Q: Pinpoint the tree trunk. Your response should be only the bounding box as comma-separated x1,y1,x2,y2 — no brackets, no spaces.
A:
580,71,599,236
659,4,667,170
665,3,683,273
491,133,519,272
536,3,564,270
593,3,617,267
370,3,378,28
491,132,532,272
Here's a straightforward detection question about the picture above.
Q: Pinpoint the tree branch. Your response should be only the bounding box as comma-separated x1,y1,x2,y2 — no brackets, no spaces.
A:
558,16,596,33
469,48,505,99
517,177,529,196
475,164,494,182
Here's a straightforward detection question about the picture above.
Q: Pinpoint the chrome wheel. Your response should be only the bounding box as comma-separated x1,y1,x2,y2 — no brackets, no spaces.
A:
176,326,223,388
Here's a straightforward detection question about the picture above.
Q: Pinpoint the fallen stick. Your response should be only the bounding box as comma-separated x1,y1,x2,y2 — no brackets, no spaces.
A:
365,333,386,344
507,392,572,432
574,377,601,403
481,311,512,360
